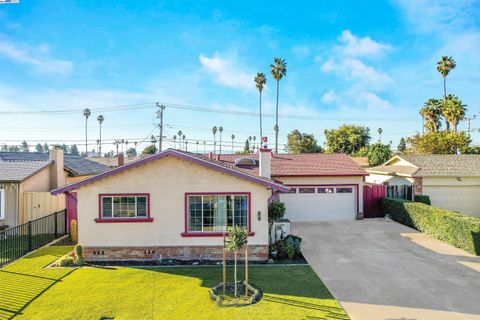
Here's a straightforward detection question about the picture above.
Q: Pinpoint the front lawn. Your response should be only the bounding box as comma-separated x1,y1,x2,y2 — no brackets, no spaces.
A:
0,246,349,320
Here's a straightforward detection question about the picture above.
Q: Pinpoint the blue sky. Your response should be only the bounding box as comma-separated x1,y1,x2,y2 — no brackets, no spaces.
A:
0,0,479,153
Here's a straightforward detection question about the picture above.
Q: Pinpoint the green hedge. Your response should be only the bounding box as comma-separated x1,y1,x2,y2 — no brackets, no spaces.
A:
414,195,431,205
381,197,480,255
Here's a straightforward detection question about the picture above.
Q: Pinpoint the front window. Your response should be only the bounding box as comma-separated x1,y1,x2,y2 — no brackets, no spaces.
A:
100,195,148,218
187,194,248,232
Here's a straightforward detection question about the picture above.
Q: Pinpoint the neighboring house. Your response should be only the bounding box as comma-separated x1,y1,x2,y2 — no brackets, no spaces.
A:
88,153,138,168
366,155,480,217
51,148,366,262
0,148,110,227
351,157,369,168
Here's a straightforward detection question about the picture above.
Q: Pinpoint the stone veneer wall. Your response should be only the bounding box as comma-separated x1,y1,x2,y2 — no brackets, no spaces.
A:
84,245,269,262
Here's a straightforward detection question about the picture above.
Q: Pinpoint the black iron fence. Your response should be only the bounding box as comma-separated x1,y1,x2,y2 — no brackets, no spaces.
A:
0,210,67,267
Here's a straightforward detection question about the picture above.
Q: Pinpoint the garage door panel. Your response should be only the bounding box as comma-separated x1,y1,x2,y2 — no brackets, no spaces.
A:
280,186,356,221
423,185,480,217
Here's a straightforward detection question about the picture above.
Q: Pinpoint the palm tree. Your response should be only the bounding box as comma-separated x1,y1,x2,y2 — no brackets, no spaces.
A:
420,99,442,132
173,135,177,149
182,134,186,151
177,130,183,149
212,126,218,153
253,136,257,150
185,140,188,152
83,108,91,155
254,73,267,140
231,134,235,154
97,115,104,156
377,128,383,142
114,139,122,155
437,56,456,109
270,57,287,154
203,141,206,153
218,126,223,154
443,95,466,133
196,141,199,153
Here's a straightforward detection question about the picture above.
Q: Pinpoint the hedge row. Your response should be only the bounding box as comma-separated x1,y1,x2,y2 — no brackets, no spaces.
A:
381,197,480,255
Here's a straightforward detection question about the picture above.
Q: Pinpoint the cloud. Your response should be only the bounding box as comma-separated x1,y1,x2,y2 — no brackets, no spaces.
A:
336,30,391,57
199,52,254,92
356,91,391,109
321,90,340,104
321,57,391,85
0,38,73,74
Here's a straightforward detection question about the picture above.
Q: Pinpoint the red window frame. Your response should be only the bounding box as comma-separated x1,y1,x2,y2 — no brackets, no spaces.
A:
95,193,153,223
181,192,254,237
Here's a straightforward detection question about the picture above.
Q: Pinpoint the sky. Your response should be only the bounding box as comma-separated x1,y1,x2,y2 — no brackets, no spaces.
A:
0,0,479,154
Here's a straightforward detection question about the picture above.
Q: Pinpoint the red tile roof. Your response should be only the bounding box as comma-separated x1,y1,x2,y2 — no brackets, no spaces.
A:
217,153,367,177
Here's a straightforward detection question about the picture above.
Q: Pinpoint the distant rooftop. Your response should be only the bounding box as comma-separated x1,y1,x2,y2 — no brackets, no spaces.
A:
0,161,52,182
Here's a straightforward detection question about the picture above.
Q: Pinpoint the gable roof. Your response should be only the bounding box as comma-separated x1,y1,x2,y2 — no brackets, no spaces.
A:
218,153,367,177
367,154,480,177
51,149,290,195
0,152,110,176
0,161,52,182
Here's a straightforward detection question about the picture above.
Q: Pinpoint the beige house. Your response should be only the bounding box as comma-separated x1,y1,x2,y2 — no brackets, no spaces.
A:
0,148,109,227
366,155,480,217
52,148,366,262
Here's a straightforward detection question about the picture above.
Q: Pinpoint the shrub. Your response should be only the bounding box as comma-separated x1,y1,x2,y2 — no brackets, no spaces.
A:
276,235,302,259
74,244,84,266
56,255,74,267
414,195,431,205
70,219,78,243
268,201,286,243
381,197,480,255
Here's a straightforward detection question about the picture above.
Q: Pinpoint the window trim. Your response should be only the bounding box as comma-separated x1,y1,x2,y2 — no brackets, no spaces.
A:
95,193,153,223
0,188,5,220
298,187,316,194
182,192,254,237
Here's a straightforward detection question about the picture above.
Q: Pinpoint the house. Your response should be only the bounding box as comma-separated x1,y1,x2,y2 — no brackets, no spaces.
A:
366,155,480,216
51,148,366,262
0,148,110,227
87,153,139,168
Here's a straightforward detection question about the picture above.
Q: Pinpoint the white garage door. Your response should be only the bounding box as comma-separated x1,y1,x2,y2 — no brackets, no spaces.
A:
279,186,357,221
423,185,480,217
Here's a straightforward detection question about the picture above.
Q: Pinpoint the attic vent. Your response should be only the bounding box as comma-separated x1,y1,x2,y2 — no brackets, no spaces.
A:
235,157,257,166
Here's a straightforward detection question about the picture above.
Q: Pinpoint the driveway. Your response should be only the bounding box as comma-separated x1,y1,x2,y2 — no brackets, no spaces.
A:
292,219,480,320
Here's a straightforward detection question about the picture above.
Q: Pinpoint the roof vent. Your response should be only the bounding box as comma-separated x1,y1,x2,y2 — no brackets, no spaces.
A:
235,157,257,166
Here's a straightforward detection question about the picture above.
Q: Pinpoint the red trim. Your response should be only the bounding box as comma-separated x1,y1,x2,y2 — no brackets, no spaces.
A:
184,192,252,236
97,193,152,223
285,184,360,219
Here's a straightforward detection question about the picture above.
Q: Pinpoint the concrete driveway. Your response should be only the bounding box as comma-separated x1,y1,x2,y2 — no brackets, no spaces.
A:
292,219,480,320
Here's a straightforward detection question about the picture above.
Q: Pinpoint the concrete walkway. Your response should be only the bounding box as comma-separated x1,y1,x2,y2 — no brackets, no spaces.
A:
292,219,480,320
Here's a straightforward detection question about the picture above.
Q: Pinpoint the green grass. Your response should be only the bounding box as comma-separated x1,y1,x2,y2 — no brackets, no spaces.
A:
0,246,349,320
0,234,57,266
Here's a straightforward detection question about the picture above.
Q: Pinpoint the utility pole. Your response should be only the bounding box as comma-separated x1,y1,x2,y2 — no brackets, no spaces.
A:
465,115,476,132
156,103,166,152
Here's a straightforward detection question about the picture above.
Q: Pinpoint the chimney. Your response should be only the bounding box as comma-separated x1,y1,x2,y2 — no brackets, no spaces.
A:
49,146,66,189
259,148,272,179
117,153,125,167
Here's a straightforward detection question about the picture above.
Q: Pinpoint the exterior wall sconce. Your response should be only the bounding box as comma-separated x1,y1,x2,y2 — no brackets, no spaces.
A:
456,177,463,181
258,211,261,221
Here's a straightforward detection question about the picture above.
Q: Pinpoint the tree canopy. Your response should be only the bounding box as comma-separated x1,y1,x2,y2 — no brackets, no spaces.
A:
367,143,392,166
126,147,137,158
324,125,370,155
142,145,157,155
286,129,323,154
406,131,470,154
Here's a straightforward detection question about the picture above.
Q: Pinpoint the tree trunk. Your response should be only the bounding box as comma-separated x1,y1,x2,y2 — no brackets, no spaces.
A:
259,91,263,142
234,250,238,296
275,80,279,154
245,244,248,297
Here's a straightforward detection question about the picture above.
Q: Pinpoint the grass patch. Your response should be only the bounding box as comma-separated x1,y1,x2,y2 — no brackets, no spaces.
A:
0,246,349,320
0,234,58,266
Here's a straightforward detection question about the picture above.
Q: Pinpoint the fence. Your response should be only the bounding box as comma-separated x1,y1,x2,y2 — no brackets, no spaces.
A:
21,192,66,225
0,210,67,267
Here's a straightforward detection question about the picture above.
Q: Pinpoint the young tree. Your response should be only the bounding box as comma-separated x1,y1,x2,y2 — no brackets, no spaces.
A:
286,129,323,154
270,57,287,154
70,144,79,156
142,145,157,155
367,143,392,166
407,131,470,154
35,143,43,153
244,139,250,154
397,138,407,153
324,125,371,155
254,73,267,140
126,147,137,158
224,226,248,297
20,141,29,152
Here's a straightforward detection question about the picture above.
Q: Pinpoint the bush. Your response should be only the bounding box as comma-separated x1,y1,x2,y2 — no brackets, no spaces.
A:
276,235,302,259
56,256,74,267
414,195,431,205
381,197,480,255
74,244,84,266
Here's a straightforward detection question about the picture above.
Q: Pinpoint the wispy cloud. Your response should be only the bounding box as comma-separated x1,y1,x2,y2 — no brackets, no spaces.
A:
0,37,73,74
199,52,254,92
321,57,391,86
335,30,391,57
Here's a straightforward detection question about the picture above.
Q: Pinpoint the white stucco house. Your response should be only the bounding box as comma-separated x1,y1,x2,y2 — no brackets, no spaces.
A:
366,155,480,217
52,148,366,261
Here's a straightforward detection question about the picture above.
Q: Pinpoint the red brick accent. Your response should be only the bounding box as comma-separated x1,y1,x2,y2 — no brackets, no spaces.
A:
83,245,269,262
413,177,423,195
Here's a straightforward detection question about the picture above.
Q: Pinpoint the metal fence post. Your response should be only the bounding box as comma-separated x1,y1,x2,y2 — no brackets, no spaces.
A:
54,211,58,239
27,221,32,251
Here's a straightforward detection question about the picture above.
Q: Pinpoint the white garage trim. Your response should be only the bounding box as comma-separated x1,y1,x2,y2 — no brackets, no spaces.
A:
281,184,360,221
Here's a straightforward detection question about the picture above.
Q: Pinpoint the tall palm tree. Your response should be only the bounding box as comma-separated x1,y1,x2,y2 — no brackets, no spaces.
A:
97,115,104,156
420,98,442,132
83,108,91,155
270,57,287,154
212,126,218,153
196,141,199,153
231,134,235,154
377,128,383,142
114,139,122,155
182,134,186,151
219,126,223,154
254,73,267,140
437,56,456,109
173,135,177,149
177,130,183,150
443,95,466,133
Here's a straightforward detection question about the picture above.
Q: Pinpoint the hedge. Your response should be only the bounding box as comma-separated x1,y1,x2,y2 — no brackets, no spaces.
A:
414,195,431,205
381,197,480,255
